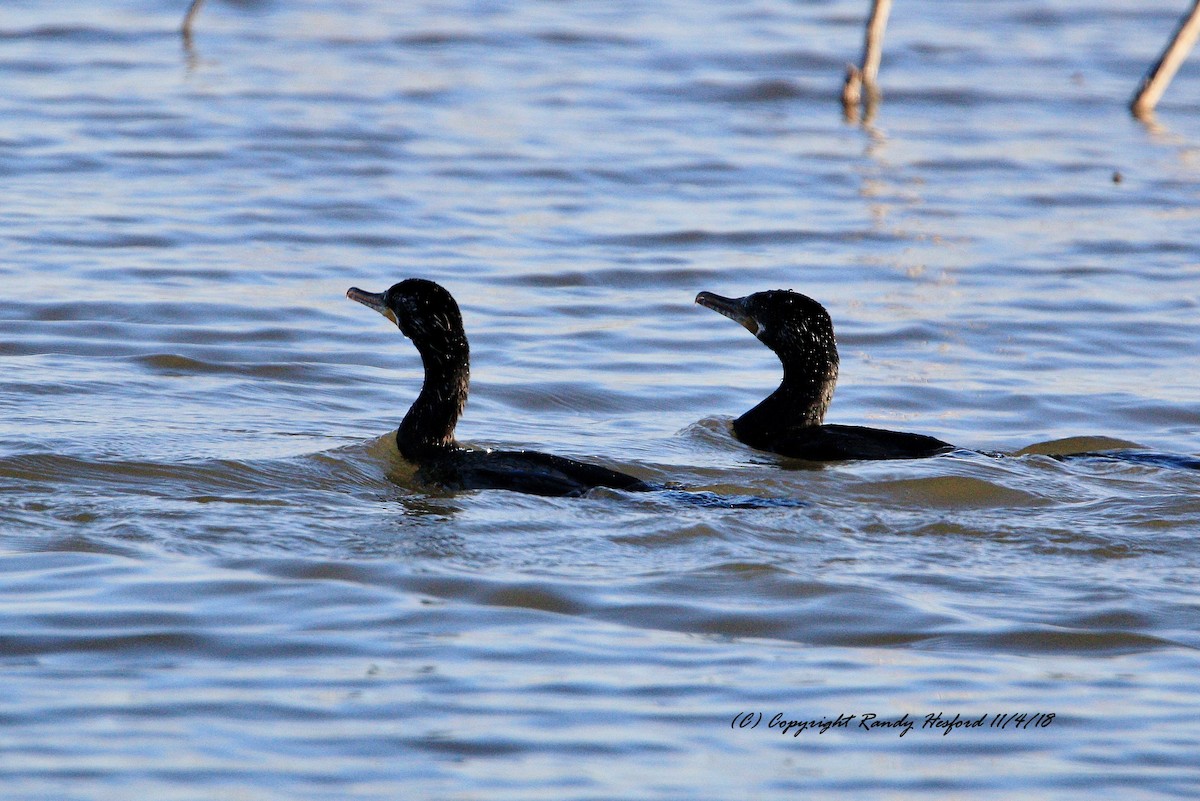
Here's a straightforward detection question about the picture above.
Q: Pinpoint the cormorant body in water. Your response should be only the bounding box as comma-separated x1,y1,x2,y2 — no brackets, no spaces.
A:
348,279,651,496
696,289,954,461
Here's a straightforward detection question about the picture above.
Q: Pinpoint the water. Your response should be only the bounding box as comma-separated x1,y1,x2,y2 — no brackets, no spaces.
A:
3,0,1200,797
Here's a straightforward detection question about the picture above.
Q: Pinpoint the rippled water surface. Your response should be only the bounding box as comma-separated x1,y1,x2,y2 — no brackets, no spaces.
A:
4,0,1200,797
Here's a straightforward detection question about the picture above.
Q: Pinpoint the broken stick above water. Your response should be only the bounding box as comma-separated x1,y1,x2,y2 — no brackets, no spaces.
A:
842,0,893,117
1131,1,1200,118
182,0,206,38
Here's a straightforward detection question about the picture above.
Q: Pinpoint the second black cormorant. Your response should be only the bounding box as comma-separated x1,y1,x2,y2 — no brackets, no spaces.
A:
696,289,954,461
348,279,651,496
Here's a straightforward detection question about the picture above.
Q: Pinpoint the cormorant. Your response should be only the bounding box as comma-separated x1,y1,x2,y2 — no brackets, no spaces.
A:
696,289,954,461
348,279,652,496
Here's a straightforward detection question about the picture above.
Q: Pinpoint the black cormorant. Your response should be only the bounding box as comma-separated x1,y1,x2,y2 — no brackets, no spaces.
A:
696,289,954,461
349,279,652,496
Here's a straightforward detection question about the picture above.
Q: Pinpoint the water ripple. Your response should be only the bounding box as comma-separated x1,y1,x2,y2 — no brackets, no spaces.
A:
3,0,1200,796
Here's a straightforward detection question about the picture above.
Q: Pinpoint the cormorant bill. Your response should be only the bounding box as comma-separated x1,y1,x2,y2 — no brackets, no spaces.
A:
696,289,953,461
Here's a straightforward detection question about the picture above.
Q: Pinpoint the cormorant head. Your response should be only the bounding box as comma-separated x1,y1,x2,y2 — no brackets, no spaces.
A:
348,278,468,361
695,289,839,375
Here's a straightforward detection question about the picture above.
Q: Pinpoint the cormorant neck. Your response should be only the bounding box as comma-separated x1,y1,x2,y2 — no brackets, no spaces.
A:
733,357,838,448
397,344,470,462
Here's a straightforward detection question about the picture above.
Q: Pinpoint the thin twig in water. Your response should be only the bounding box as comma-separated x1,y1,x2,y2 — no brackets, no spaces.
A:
1131,0,1200,118
842,0,893,121
182,0,206,38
